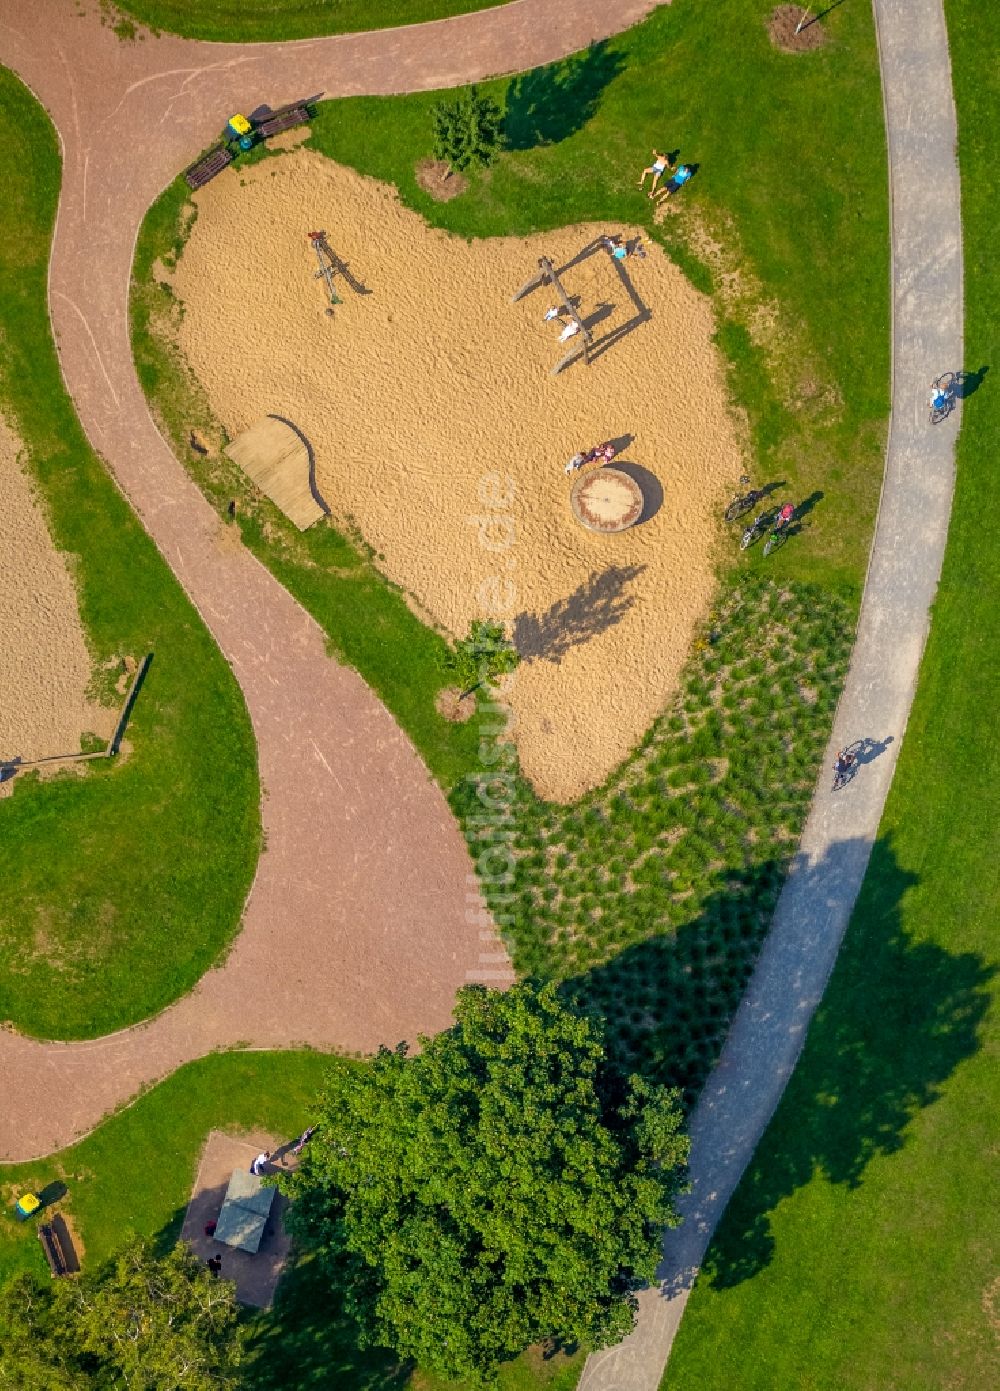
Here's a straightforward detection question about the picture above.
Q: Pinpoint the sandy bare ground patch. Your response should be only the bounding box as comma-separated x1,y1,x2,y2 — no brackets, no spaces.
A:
180,1130,292,1308
0,416,108,764
172,151,743,800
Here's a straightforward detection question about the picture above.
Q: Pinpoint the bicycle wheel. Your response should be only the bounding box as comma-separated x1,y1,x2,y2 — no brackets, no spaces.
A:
933,371,957,393
763,528,787,557
725,494,755,522
929,398,954,424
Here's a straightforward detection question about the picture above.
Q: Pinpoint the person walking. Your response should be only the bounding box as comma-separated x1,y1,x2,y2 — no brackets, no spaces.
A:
250,1150,271,1176
206,1254,223,1278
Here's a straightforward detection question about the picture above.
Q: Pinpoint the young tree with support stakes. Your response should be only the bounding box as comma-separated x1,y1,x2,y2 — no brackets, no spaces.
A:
444,618,520,699
282,981,690,1387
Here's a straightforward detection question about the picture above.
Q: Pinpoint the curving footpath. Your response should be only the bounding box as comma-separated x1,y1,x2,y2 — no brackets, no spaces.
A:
579,0,964,1386
0,0,657,1162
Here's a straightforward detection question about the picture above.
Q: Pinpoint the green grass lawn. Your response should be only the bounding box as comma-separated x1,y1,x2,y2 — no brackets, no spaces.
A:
0,68,260,1039
664,2,1000,1385
110,0,511,43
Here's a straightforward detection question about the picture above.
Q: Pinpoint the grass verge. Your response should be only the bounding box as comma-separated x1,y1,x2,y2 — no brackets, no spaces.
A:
664,2,1000,1384
0,67,259,1039
110,0,512,43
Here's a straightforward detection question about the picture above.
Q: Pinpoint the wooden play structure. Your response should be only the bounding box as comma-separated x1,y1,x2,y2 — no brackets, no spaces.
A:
308,230,369,315
224,415,327,530
184,99,315,190
512,255,593,375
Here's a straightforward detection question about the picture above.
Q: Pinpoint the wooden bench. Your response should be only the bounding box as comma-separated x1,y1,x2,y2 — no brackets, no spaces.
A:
38,1218,76,1277
184,145,234,190
257,107,311,139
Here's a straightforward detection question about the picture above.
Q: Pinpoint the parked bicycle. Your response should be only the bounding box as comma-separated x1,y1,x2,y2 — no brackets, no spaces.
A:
832,739,865,791
929,372,957,424
739,506,777,550
724,475,766,523
763,502,796,557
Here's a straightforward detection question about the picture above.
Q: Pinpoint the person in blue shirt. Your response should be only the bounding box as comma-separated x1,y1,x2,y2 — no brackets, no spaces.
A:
653,164,693,202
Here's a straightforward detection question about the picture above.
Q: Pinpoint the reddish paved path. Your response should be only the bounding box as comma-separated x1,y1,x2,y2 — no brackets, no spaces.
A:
0,0,657,1161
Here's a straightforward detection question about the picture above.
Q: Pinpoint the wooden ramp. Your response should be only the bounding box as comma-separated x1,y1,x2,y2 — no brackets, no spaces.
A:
224,417,325,530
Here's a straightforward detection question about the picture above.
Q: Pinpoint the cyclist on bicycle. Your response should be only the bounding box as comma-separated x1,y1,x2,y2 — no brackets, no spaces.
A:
929,378,955,412
834,748,857,778
774,502,795,532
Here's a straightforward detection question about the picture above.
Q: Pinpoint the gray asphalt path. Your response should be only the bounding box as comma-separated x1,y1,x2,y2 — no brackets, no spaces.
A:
579,1,963,1386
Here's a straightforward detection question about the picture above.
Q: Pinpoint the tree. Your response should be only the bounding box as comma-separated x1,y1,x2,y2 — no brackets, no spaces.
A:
431,86,504,176
464,86,504,168
443,618,520,699
431,96,467,177
283,982,689,1386
0,1238,245,1390
0,1274,87,1390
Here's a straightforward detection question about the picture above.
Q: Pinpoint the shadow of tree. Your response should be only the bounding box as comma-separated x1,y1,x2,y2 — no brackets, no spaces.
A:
504,42,627,150
241,1251,411,1390
513,564,645,663
562,858,793,1105
691,834,993,1288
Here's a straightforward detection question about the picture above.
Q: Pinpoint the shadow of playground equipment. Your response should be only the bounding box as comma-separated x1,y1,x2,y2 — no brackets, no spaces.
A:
504,41,626,150
513,564,645,663
588,255,651,364
690,833,993,1289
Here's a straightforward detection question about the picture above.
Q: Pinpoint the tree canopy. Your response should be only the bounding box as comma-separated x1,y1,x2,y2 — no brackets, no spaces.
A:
284,981,689,1385
0,1238,244,1390
443,618,521,699
431,86,504,175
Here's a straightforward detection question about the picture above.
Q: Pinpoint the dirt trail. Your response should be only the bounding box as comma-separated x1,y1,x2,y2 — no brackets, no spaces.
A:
0,0,658,1161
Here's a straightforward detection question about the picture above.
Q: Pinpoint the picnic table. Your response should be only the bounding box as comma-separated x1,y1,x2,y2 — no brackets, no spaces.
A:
214,1169,276,1254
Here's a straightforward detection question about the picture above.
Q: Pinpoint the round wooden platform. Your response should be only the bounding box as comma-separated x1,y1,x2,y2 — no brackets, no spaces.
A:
570,466,644,532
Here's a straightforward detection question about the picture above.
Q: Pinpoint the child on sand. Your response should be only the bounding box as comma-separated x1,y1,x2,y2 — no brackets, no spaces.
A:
603,235,645,262
638,149,673,194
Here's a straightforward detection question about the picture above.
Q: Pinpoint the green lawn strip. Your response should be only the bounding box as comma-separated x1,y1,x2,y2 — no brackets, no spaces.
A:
664,3,1000,1384
110,0,511,44
0,69,259,1038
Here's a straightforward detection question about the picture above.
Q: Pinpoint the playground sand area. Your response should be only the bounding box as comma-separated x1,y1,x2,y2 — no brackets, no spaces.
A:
171,149,744,800
0,416,105,766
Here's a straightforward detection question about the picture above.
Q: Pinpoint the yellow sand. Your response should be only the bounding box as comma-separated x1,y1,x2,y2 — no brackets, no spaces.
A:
0,416,102,764
172,150,744,801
